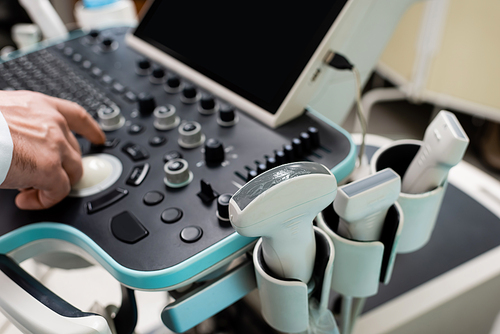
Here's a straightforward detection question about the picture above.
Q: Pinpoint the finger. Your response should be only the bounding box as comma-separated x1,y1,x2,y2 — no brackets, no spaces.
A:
45,96,106,145
15,172,71,210
60,142,84,185
63,127,82,156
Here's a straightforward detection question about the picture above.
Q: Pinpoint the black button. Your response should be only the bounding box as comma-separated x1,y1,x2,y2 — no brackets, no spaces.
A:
128,124,144,135
91,138,120,150
247,170,258,181
82,60,92,69
91,67,103,78
163,151,182,162
72,53,82,63
104,138,120,148
137,59,151,70
101,75,113,86
112,82,125,94
126,163,150,186
143,191,164,206
166,76,180,88
111,211,148,244
161,208,183,224
149,135,166,146
63,47,74,57
87,188,128,214
308,127,320,148
124,91,137,103
152,68,165,79
180,226,203,243
122,143,149,161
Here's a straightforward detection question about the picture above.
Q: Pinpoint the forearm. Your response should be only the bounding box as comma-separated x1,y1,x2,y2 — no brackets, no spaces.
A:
0,110,13,185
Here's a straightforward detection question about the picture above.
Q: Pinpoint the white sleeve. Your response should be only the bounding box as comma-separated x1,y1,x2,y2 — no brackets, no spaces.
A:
0,110,13,185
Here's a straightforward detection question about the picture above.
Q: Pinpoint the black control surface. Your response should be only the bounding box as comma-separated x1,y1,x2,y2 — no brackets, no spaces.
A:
0,27,352,272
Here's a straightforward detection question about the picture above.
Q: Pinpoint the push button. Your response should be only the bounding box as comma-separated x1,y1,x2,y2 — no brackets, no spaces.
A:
143,191,164,206
180,226,203,243
161,208,183,224
87,188,128,214
122,143,149,161
128,124,144,135
111,211,148,244
126,163,150,186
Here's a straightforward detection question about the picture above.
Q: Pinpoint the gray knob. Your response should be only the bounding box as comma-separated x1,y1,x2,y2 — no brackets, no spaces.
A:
154,105,179,130
98,105,125,131
164,158,193,188
178,121,205,149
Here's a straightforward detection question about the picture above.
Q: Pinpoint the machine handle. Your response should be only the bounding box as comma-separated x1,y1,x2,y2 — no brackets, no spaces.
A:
0,254,112,334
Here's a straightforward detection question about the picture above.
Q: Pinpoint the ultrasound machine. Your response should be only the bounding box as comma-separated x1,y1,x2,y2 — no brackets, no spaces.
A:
0,0,444,333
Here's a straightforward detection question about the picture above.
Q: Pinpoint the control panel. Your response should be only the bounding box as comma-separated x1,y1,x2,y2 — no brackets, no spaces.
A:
0,27,353,287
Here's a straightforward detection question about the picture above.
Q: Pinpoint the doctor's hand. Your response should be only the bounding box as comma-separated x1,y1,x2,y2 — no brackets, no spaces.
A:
0,90,106,210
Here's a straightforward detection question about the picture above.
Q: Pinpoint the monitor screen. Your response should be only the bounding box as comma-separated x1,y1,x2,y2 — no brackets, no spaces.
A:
134,1,347,114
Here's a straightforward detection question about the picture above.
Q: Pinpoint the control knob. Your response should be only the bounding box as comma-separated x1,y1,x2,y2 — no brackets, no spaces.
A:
150,68,166,84
136,59,152,76
164,159,193,188
137,93,156,116
217,105,238,127
178,121,205,148
154,105,180,130
100,37,117,52
217,193,232,221
97,105,125,131
164,76,183,94
204,138,225,165
199,95,217,115
180,85,199,104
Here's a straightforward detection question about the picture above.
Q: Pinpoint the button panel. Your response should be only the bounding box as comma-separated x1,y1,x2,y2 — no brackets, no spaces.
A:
0,26,353,274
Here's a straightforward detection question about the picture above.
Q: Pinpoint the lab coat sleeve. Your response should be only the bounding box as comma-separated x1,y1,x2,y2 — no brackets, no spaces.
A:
0,110,13,185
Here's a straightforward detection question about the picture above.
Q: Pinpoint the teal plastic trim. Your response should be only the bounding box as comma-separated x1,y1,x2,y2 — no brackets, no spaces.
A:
0,223,254,290
161,260,256,333
307,107,357,182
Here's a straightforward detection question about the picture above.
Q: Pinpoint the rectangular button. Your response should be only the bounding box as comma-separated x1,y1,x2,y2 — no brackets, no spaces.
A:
87,188,128,214
126,163,150,186
122,143,149,161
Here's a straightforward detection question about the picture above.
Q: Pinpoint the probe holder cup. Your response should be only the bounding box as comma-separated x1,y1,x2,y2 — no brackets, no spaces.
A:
252,227,335,334
370,140,447,254
317,203,403,297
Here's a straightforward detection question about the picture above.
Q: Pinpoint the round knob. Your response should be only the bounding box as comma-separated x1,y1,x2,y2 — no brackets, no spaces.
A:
275,150,286,165
308,127,320,148
257,163,267,175
86,30,100,44
199,95,217,115
164,159,193,188
164,76,183,94
300,132,311,152
98,105,125,131
247,170,258,182
217,105,238,127
204,138,225,165
266,157,277,170
180,85,199,104
89,30,100,40
217,193,232,221
100,37,117,52
150,68,166,84
137,93,156,116
178,121,205,149
292,138,303,158
136,59,152,76
283,144,295,162
154,105,180,130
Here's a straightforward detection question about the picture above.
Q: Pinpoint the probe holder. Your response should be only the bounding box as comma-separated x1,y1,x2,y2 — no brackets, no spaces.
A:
253,227,335,334
370,140,447,253
317,203,403,297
